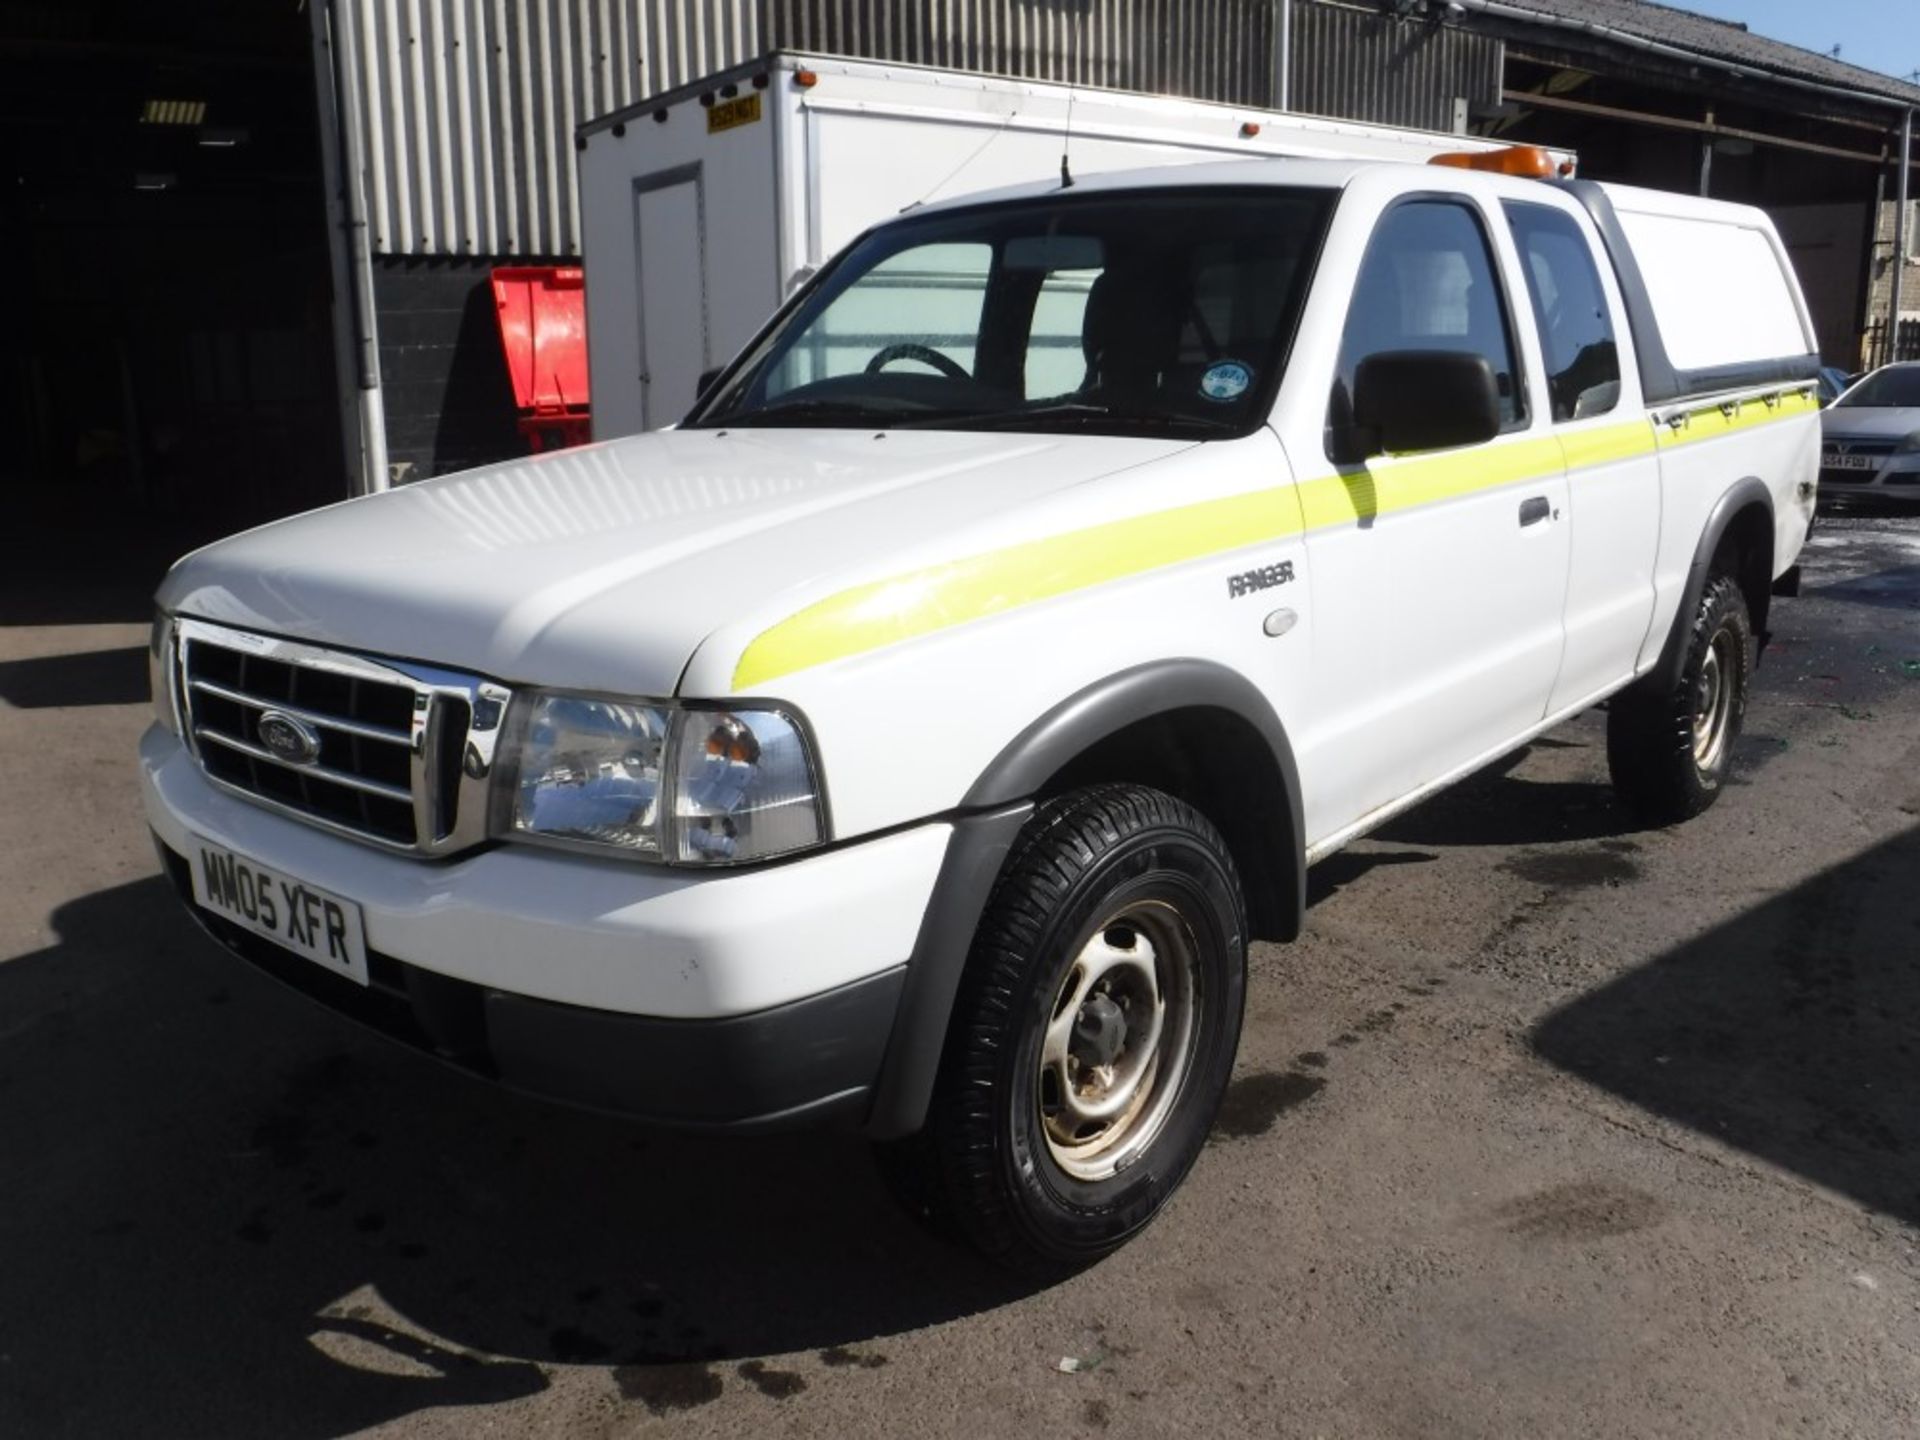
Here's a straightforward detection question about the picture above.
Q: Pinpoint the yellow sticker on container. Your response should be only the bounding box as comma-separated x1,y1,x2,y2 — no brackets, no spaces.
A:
707,93,762,134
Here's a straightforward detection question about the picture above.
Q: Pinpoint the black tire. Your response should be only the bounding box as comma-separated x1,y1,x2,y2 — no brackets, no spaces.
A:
876,784,1247,1275
1607,572,1753,825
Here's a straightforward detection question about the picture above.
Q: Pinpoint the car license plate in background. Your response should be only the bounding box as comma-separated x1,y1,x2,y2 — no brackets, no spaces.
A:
188,839,370,986
1824,452,1876,471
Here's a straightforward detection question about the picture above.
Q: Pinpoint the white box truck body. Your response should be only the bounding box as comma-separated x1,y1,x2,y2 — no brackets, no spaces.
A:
576,52,1567,438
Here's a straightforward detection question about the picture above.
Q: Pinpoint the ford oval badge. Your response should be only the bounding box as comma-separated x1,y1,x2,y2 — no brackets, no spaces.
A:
256,710,322,766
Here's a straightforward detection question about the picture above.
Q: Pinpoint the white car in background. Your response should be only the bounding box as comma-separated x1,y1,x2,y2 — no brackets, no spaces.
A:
1819,363,1920,506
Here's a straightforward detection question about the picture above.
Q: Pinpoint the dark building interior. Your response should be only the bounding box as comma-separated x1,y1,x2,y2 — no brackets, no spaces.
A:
1485,44,1915,370
0,0,342,619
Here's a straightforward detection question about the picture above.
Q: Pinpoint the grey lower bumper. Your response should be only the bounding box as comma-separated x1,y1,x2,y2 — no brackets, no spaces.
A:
157,836,903,1131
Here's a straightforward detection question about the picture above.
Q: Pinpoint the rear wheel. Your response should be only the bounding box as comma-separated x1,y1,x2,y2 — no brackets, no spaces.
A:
877,784,1247,1274
1607,572,1753,824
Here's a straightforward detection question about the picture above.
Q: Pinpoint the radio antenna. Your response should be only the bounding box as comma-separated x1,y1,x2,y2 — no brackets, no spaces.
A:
1060,89,1077,188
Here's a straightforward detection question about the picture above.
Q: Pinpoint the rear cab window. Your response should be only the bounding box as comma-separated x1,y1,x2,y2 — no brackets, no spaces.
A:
1504,202,1622,422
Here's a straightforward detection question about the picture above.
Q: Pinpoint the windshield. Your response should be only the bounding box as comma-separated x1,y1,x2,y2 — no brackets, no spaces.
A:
688,187,1335,439
1836,366,1920,408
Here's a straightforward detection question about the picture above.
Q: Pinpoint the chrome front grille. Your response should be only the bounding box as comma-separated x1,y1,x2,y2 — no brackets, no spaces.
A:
173,618,511,855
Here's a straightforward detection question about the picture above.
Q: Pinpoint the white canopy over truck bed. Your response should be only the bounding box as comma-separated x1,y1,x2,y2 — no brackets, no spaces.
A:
576,52,1571,439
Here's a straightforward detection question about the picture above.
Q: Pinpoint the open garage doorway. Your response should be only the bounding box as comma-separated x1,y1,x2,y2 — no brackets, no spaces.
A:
0,0,345,625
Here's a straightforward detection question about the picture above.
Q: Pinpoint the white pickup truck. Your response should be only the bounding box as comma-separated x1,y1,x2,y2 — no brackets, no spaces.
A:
143,147,1820,1272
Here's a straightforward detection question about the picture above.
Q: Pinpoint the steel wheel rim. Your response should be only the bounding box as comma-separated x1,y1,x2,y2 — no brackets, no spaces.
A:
1036,899,1199,1183
1693,628,1736,770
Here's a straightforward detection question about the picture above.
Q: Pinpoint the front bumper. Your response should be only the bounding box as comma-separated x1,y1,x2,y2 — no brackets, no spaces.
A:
142,725,950,1128
1818,450,1920,501
1818,481,1920,504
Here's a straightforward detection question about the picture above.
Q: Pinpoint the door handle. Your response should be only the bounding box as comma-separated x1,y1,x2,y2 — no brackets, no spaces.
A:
1518,496,1552,527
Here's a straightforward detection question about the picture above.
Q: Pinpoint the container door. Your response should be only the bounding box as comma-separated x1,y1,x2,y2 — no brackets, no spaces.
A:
634,169,708,430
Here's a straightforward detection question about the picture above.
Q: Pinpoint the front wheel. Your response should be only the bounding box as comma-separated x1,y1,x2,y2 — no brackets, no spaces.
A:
877,784,1247,1274
1607,572,1753,824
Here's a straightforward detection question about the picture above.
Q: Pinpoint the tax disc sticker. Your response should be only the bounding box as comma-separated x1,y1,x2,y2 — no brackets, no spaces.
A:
1199,361,1252,402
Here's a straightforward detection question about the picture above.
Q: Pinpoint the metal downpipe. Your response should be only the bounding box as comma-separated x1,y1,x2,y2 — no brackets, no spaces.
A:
1894,110,1913,365
1275,0,1292,112
319,0,391,494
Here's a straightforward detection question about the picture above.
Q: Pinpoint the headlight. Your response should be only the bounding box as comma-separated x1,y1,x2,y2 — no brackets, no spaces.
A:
504,692,824,865
149,611,179,735
1897,431,1920,454
508,694,671,855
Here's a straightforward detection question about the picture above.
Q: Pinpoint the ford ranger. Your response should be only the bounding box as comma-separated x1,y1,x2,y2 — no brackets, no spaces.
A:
142,147,1821,1272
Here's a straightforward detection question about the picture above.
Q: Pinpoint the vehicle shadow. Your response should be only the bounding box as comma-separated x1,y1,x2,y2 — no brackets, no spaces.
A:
1533,823,1920,1225
0,877,1036,1439
0,645,149,708
1373,739,1645,849
1306,848,1438,906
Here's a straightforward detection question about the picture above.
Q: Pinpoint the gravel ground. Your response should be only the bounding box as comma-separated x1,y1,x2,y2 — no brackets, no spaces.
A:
1,512,1917,1440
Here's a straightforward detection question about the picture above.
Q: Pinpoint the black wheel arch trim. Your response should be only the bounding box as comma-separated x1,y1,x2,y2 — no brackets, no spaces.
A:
865,660,1306,1140
866,800,1033,1140
961,659,1303,814
1646,476,1774,694
963,660,1305,945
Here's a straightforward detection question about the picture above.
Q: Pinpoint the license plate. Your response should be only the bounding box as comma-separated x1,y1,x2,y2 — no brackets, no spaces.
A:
188,839,369,986
707,92,761,134
1823,452,1877,471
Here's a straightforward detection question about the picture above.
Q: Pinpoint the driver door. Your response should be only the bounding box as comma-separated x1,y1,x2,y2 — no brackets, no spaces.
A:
1295,196,1572,840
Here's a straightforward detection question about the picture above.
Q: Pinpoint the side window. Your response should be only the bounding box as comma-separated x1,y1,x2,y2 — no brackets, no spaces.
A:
1504,203,1622,422
1333,200,1526,434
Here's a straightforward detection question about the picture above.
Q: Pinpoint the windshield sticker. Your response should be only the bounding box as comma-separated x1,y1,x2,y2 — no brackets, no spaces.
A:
1200,361,1252,403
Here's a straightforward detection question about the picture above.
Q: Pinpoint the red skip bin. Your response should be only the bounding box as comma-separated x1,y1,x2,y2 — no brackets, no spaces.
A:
491,265,592,452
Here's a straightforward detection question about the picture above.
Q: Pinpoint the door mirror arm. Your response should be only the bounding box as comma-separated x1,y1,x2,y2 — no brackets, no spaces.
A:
1327,423,1381,467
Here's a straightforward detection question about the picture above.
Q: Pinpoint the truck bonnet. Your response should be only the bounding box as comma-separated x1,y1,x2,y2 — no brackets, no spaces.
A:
156,427,1192,698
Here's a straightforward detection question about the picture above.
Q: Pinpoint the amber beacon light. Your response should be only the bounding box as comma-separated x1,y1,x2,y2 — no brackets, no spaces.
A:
1429,144,1563,178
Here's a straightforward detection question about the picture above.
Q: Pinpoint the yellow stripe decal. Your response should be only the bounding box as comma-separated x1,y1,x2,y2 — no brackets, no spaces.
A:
731,389,1815,690
1559,417,1660,472
1294,432,1566,534
733,485,1306,691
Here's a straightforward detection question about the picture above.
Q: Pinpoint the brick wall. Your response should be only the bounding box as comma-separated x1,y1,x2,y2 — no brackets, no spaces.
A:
371,259,537,483
1862,200,1920,369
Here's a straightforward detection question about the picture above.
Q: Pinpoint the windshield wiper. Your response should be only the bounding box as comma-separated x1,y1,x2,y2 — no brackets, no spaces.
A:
919,402,1238,435
701,398,912,428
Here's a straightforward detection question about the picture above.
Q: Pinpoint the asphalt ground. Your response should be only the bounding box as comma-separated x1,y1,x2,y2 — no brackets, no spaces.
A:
2,510,1917,1439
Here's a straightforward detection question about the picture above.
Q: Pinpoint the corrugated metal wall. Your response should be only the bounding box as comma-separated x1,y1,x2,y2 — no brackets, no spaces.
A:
333,0,763,257
330,0,1497,258
1290,1,1502,133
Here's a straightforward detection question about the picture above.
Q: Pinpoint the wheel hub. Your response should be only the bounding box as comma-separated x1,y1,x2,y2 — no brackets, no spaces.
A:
1037,903,1199,1182
1693,628,1736,770
1072,991,1128,1069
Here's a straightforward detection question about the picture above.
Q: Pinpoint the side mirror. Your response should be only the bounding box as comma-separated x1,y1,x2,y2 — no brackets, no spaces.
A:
1340,351,1502,463
696,366,725,399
